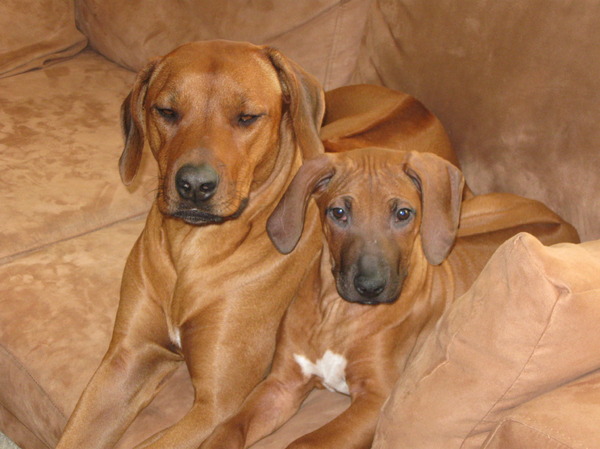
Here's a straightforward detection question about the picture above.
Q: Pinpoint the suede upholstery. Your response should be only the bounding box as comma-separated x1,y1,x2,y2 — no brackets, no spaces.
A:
352,0,600,241
0,50,154,263
1,1,599,448
74,0,371,90
0,0,87,78
482,370,600,449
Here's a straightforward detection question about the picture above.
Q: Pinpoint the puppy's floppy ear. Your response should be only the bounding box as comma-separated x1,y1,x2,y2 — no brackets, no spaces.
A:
404,152,464,265
267,155,334,254
264,47,325,160
119,59,157,185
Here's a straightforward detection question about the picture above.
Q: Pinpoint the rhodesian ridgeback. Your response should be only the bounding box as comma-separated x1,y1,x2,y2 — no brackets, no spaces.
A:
56,40,326,449
199,148,579,449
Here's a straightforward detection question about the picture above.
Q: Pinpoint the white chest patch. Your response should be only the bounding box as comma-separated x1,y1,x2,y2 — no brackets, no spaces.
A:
293,350,350,395
169,326,182,349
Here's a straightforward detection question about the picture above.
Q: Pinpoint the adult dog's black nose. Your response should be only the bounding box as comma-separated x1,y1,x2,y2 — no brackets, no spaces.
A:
175,163,219,203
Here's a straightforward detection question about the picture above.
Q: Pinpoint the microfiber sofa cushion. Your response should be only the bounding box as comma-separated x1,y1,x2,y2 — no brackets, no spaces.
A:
372,233,600,449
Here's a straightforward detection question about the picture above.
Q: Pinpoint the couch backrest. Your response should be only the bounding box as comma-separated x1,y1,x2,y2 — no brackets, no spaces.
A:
74,0,371,90
352,0,600,241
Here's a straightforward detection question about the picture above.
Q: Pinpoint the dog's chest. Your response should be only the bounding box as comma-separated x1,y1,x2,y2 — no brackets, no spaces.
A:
293,350,349,395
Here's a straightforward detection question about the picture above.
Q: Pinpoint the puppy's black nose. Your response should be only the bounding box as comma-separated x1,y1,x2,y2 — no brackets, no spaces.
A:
353,254,387,299
354,274,386,298
175,163,219,203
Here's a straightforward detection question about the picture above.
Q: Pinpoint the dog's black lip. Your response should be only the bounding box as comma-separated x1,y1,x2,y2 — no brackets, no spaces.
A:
173,210,225,225
172,198,249,225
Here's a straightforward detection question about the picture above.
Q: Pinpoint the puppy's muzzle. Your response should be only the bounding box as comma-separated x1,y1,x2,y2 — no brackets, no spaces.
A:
353,254,387,300
337,253,403,305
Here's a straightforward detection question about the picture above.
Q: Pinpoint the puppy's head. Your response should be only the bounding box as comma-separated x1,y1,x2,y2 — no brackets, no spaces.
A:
267,148,464,304
119,40,324,225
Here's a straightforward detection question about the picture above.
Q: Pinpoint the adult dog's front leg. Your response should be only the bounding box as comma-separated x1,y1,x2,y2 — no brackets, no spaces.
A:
57,231,181,449
199,367,311,449
133,301,291,449
57,338,181,449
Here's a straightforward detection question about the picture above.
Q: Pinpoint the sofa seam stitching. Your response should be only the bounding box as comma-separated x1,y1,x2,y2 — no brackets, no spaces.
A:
0,344,65,418
263,2,342,43
0,399,52,449
323,1,346,90
0,211,149,266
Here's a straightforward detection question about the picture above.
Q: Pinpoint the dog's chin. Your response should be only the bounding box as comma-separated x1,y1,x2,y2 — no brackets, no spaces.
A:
170,198,249,226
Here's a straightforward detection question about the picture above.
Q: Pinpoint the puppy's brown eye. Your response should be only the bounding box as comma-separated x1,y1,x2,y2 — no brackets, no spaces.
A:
395,208,413,222
329,207,348,222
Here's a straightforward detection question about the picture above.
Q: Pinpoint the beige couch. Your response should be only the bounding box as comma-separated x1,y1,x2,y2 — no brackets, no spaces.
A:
1,1,599,448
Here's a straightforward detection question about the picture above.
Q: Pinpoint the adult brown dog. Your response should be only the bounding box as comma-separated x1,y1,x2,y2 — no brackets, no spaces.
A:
56,40,326,449
199,148,579,449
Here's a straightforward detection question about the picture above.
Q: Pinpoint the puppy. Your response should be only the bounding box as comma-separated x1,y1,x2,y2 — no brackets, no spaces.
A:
200,147,579,449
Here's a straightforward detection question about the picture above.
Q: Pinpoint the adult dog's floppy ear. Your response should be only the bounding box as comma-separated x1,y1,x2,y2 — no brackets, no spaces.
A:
267,155,334,254
119,59,157,185
404,152,464,265
264,47,325,160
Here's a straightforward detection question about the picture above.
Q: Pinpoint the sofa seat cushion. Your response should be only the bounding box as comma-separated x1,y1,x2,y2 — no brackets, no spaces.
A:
0,49,155,263
372,233,600,449
74,0,371,90
0,0,87,78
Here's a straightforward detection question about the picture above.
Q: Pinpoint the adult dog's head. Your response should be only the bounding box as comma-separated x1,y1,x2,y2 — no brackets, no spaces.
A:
119,40,324,225
267,148,464,304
